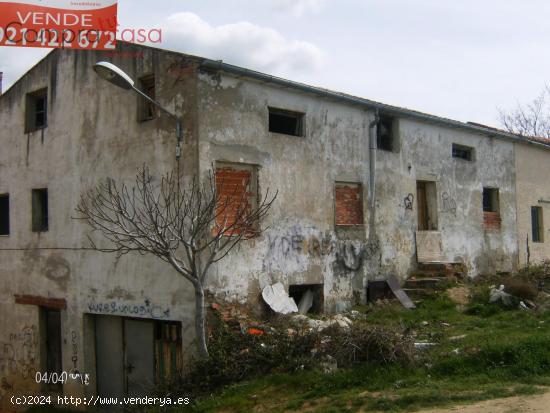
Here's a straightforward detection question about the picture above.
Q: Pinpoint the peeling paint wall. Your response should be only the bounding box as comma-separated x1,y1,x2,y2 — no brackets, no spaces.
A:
0,44,200,407
0,43,522,406
196,70,518,314
515,143,550,266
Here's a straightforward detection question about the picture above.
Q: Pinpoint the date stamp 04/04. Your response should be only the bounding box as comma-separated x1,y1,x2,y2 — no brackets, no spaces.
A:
35,371,90,386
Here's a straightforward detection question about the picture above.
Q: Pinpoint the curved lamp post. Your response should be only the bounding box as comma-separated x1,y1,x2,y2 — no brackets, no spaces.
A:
93,61,184,159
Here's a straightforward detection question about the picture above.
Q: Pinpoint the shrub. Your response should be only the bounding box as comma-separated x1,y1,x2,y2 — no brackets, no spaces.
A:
503,278,538,300
156,317,415,400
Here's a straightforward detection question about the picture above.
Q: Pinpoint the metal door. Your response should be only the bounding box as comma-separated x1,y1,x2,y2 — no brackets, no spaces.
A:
95,316,125,398
95,316,155,398
124,319,155,397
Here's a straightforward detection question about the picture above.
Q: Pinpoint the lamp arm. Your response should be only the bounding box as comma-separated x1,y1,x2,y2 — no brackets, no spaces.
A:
132,86,183,143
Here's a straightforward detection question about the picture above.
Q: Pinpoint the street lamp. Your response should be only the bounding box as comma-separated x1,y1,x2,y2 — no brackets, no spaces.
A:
93,61,184,159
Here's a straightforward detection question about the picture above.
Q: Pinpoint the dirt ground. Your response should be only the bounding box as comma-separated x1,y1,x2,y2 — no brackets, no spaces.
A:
419,390,550,413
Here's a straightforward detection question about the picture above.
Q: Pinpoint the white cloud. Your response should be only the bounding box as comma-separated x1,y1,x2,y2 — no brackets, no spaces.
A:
270,0,328,17
162,12,324,75
0,48,51,93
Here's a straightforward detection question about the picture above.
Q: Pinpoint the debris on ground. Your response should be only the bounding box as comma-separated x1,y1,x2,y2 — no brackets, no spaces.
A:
447,286,471,306
262,282,298,314
291,314,353,331
489,285,516,307
414,342,437,350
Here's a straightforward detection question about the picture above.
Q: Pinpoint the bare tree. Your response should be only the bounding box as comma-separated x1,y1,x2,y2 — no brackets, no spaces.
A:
499,86,550,138
76,166,276,358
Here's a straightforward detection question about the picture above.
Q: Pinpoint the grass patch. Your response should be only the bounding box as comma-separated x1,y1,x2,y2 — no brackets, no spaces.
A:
184,293,550,413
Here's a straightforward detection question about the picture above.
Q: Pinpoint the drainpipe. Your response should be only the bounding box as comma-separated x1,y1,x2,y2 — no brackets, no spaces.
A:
368,109,379,232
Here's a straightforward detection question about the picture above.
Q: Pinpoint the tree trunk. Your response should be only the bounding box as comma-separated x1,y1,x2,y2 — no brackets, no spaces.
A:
194,285,209,359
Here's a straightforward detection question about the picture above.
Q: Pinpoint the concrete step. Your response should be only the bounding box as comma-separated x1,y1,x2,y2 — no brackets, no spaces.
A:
409,270,446,279
404,277,445,289
402,288,438,300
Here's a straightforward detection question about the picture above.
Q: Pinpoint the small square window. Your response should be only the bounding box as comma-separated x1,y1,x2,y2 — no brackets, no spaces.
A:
0,194,9,235
377,115,395,151
268,107,304,136
32,188,49,232
452,144,474,161
138,74,157,122
532,206,544,243
25,88,48,132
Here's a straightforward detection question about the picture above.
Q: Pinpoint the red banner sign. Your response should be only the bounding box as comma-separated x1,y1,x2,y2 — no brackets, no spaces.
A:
0,0,117,50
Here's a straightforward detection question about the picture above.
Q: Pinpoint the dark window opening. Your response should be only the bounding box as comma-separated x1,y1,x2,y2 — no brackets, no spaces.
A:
0,194,9,235
377,115,394,151
41,308,62,391
32,188,48,232
452,144,474,161
289,284,324,314
268,107,304,136
25,88,48,132
482,187,499,213
138,74,157,122
532,206,544,243
482,187,501,230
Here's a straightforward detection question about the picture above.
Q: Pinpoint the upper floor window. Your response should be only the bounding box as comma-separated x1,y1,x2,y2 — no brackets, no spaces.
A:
32,188,49,232
25,88,48,132
0,194,9,236
138,74,157,122
268,107,304,136
452,143,474,161
377,115,395,151
215,163,258,236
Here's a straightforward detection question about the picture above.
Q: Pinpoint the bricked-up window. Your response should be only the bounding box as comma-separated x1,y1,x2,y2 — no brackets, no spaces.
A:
32,188,48,232
532,206,544,243
268,107,304,136
335,182,364,226
0,194,9,235
452,143,474,161
138,74,157,122
483,187,501,230
40,308,62,391
377,115,394,151
25,88,48,132
215,164,258,236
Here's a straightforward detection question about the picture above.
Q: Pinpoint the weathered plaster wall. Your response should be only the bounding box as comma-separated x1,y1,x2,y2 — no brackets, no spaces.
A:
196,71,371,313
0,44,199,407
196,70,519,315
515,142,550,265
374,119,518,278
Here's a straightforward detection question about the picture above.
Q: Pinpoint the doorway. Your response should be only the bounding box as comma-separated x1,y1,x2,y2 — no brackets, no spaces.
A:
416,181,438,231
95,316,181,398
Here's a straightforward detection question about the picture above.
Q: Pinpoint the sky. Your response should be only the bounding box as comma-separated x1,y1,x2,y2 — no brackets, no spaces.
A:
2,0,550,127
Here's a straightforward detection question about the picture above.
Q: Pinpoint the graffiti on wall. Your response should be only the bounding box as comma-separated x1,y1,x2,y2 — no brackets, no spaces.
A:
0,325,38,383
87,298,170,319
404,193,414,210
71,331,78,372
441,192,457,215
263,225,377,273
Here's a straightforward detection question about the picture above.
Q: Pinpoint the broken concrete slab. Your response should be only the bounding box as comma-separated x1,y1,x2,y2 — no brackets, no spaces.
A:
262,283,298,314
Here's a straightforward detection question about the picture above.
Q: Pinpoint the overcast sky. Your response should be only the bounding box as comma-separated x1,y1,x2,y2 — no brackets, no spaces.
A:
2,0,550,126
